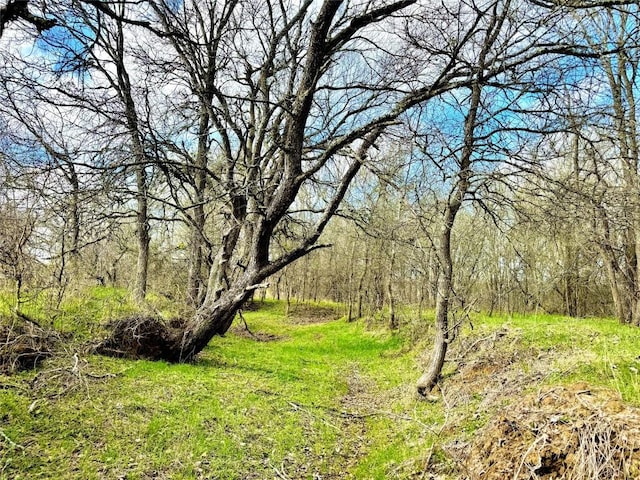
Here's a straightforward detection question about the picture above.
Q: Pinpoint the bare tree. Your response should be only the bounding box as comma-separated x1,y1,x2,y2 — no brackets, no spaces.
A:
94,0,432,360
0,192,36,314
525,5,640,324
4,0,631,367
586,7,640,324
408,0,617,395
0,0,55,37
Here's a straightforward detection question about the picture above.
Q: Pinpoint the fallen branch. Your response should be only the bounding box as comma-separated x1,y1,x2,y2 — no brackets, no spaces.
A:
270,461,292,480
31,353,117,399
237,310,257,340
0,428,24,450
14,310,42,328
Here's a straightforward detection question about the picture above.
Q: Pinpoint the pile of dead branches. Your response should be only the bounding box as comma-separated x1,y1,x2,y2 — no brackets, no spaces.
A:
95,314,180,360
462,384,640,479
0,320,59,374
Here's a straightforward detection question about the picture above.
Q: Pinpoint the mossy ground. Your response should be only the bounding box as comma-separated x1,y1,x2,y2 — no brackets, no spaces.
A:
1,293,640,479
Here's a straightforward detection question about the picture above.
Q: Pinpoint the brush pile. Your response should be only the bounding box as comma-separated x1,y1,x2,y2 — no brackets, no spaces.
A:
463,384,640,479
0,320,58,374
95,314,181,360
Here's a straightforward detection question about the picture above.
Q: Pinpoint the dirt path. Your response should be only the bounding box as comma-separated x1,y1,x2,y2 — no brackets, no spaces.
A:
333,366,379,476
306,367,378,479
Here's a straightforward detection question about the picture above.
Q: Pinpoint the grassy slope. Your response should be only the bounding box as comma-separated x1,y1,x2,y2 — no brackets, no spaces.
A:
2,292,640,479
479,313,640,403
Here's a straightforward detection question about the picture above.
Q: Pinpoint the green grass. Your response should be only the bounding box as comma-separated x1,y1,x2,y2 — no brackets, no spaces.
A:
474,312,640,403
1,286,186,338
3,301,640,478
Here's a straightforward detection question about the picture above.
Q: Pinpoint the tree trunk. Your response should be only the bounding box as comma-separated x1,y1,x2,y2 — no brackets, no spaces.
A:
563,244,579,317
347,239,357,322
416,35,487,394
416,213,455,396
302,255,309,302
205,215,244,306
109,17,151,305
387,241,398,330
187,100,214,307
357,245,370,319
133,166,150,304
187,201,206,306
417,282,425,323
175,282,257,361
275,274,282,300
597,211,635,324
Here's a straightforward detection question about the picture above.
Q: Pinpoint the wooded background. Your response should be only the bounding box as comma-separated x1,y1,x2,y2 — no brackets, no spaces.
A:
2,0,640,388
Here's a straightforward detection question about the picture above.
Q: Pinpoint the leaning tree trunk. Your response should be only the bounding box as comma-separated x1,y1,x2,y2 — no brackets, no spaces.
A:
416,208,456,397
416,45,486,396
97,266,265,362
173,278,259,361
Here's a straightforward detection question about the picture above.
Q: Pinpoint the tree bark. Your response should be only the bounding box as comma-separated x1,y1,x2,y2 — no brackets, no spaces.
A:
133,166,150,304
416,204,458,396
416,3,496,392
175,276,261,360
387,241,398,330
347,239,357,322
357,246,370,319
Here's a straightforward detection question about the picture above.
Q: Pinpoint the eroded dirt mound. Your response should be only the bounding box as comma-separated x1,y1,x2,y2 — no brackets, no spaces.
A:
463,384,640,479
0,321,59,374
439,327,551,412
286,304,341,324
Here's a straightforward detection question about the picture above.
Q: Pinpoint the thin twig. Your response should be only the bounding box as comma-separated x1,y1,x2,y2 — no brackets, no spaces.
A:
288,401,340,431
0,428,24,450
237,310,257,339
513,434,548,480
270,461,292,480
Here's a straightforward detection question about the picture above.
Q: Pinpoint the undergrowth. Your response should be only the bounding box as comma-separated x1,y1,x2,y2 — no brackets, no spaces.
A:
1,297,640,479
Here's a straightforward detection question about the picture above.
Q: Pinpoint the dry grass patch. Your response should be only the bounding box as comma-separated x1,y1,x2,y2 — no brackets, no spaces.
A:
441,327,550,411
286,303,342,324
462,383,640,479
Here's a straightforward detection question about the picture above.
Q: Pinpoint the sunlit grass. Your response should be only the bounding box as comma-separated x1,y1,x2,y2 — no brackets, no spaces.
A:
1,298,427,479
3,299,640,479
471,312,640,403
